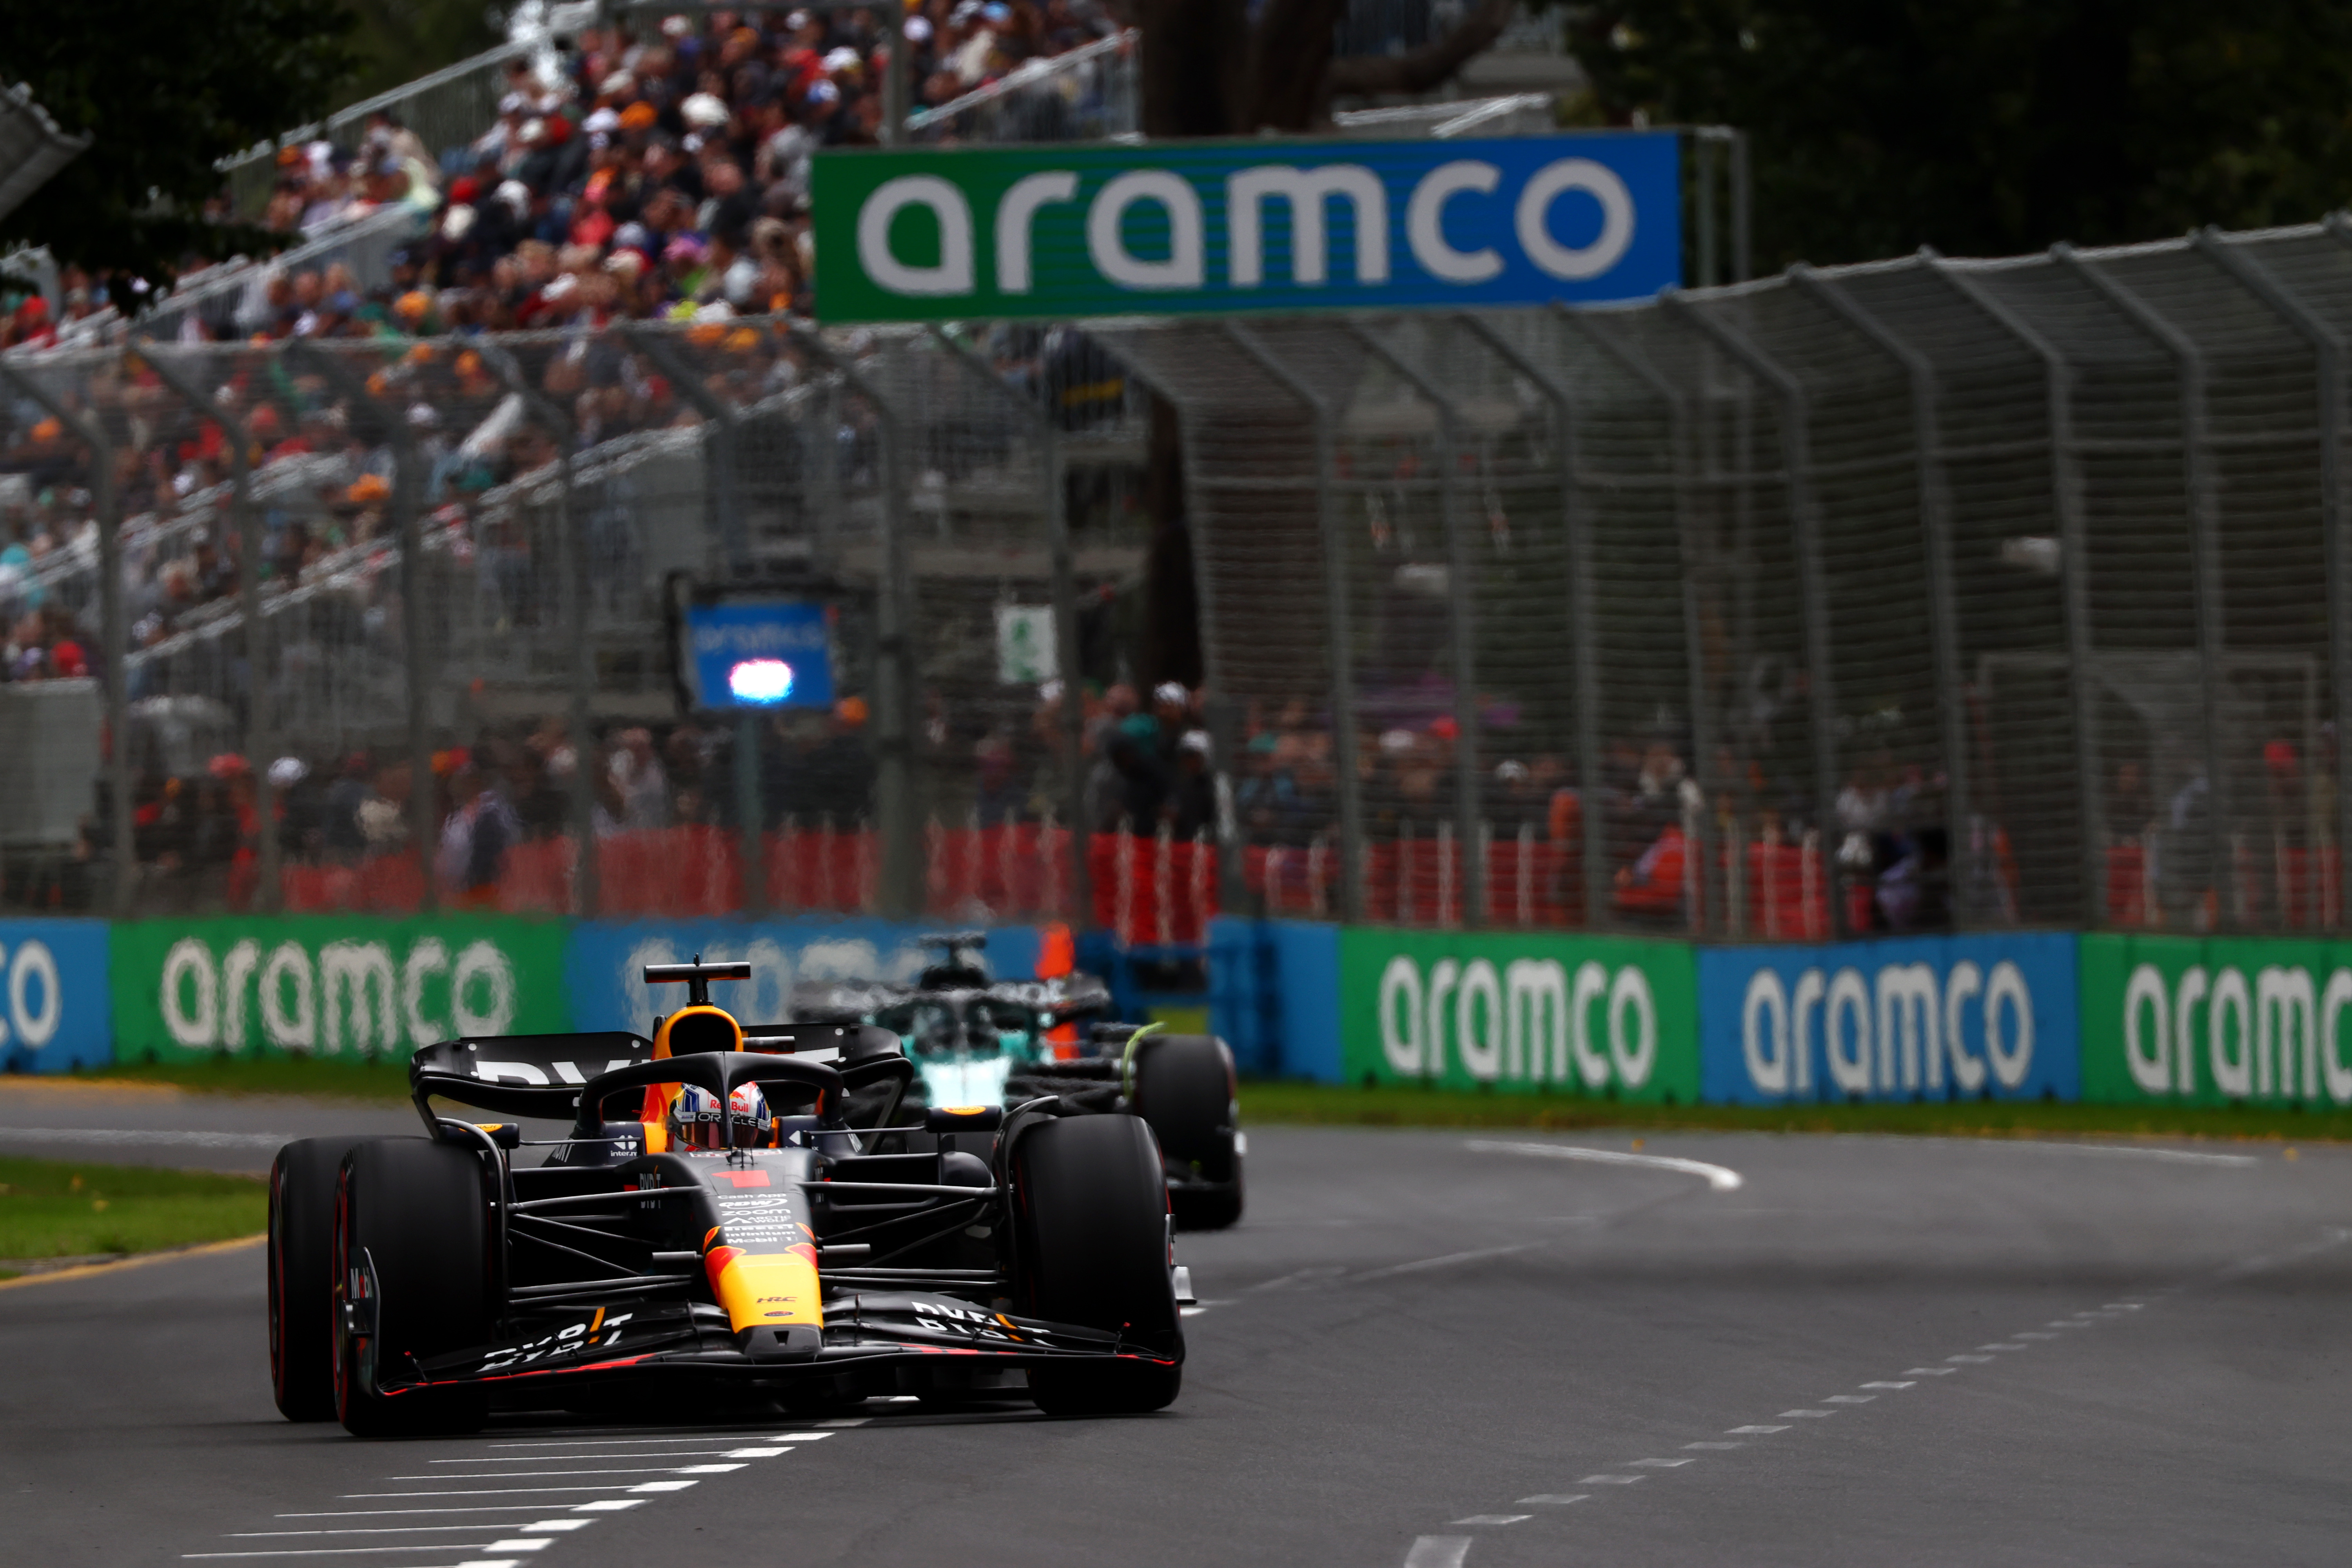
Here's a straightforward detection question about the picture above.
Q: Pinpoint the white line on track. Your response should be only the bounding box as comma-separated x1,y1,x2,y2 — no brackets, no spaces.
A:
340,1484,694,1499
1860,1381,1915,1389
1404,1538,1472,1568
1450,1515,1529,1526
275,1510,561,1522
1352,1243,1545,1281
1515,1495,1588,1505
428,1449,782,1463
1726,1424,1789,1433
1683,1441,1742,1450
0,1126,293,1147
185,1547,546,1559
1466,1140,1744,1191
1984,1141,2259,1167
383,1466,743,1481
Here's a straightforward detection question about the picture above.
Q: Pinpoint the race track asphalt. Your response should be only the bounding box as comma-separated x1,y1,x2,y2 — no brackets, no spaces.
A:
2,1093,2347,1567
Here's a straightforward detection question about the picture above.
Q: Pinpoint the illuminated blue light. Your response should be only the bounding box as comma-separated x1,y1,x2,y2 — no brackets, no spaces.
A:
728,658,795,704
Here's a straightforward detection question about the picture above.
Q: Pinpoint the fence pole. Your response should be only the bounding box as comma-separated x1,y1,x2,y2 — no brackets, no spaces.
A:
1693,132,1720,289
1791,267,1973,928
626,323,763,917
1460,312,1608,929
289,340,436,913
1730,130,1753,285
481,345,599,918
927,325,1092,931
1566,306,1716,934
0,361,133,915
1345,322,1485,927
1664,293,1843,938
2237,222,2352,925
2054,245,2232,928
1924,250,2103,926
784,325,920,918
137,344,281,914
1227,323,1364,922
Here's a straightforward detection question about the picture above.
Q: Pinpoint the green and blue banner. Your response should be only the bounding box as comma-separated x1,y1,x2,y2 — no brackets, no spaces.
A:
1697,934,2080,1104
810,132,1682,323
1334,926,1700,1102
2078,933,2352,1108
0,918,110,1073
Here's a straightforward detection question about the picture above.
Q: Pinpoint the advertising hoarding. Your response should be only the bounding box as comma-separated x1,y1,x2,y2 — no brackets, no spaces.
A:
811,132,1681,323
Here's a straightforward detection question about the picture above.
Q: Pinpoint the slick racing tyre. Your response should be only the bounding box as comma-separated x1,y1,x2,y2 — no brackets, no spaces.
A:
1011,1113,1182,1416
333,1138,492,1438
1134,1034,1243,1231
270,1137,372,1421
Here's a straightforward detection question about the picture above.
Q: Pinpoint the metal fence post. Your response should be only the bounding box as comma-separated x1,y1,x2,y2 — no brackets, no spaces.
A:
1345,323,1485,927
1227,323,1364,923
1790,267,1973,927
0,361,133,916
1923,251,2103,926
289,340,436,913
626,323,764,917
1664,293,1844,938
928,325,1092,931
2053,245,2232,928
481,345,599,918
1459,312,1608,929
1566,305,1716,935
137,344,281,914
784,325,920,918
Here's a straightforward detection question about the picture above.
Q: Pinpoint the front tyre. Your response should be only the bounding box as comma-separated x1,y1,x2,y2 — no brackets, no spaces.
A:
332,1138,493,1438
270,1137,370,1421
1011,1114,1182,1416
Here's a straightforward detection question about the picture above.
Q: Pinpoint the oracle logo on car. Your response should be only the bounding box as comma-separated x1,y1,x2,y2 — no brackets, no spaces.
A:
1696,936,2079,1104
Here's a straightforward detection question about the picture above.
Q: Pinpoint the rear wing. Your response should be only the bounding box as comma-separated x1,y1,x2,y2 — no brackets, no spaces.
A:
410,1032,656,1123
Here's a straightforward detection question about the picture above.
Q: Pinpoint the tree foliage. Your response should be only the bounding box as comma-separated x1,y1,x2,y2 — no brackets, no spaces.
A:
1568,0,2352,270
342,0,504,103
0,0,358,278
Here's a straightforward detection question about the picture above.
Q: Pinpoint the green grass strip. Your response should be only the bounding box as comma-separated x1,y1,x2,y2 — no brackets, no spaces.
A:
0,1155,266,1263
1239,1080,2352,1142
78,1055,416,1105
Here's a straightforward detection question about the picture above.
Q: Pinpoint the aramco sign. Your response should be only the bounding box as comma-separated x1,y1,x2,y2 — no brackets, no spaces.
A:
811,132,1681,323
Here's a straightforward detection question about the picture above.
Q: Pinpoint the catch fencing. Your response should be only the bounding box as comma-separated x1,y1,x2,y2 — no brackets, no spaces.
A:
7,220,2352,942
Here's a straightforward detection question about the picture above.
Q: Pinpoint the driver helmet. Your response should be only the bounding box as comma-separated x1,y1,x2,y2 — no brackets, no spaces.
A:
670,1082,770,1150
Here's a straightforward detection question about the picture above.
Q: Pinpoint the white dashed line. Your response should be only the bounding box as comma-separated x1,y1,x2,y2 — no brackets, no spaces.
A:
1904,1368,1958,1376
568,1501,650,1513
1404,1536,1473,1568
1991,1142,2257,1167
1860,1381,1915,1390
427,1450,778,1464
1579,1474,1647,1485
1626,1458,1693,1468
1450,1515,1530,1526
1682,1441,1742,1450
1945,1354,1993,1363
1515,1495,1589,1505
1779,1410,1835,1418
384,1467,743,1481
1979,1343,2029,1351
1726,1425,1789,1434
1466,1140,1745,1192
1822,1395,1874,1404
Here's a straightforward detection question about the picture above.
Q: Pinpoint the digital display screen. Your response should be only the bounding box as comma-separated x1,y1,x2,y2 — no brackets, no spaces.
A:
683,601,833,711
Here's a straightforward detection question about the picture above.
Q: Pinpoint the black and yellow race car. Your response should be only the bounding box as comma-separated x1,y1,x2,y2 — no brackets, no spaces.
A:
268,958,1192,1437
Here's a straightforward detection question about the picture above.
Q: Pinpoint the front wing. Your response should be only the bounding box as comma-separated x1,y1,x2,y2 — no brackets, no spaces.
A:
394,1292,1177,1399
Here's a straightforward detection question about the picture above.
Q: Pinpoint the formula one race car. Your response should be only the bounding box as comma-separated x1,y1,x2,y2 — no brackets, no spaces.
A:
267,958,1191,1437
792,933,1244,1229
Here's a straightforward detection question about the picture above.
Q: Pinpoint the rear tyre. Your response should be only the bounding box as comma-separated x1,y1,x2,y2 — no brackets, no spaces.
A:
333,1138,493,1438
1011,1113,1182,1416
270,1137,370,1421
1134,1035,1243,1232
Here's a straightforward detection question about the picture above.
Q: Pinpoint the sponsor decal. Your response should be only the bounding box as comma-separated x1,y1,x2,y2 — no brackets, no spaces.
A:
1697,935,2078,1103
2080,934,2352,1106
1338,928,1698,1101
811,133,1681,323
0,920,107,1073
110,916,568,1063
